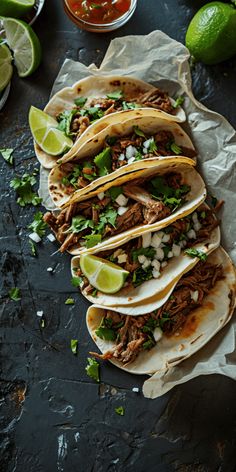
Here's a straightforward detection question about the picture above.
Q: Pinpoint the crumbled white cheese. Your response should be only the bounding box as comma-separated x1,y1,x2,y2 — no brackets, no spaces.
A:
97,192,105,200
47,233,56,242
151,233,162,249
190,290,199,302
118,253,127,264
29,232,41,243
115,194,128,207
153,327,163,342
126,145,136,159
172,244,181,257
36,310,43,317
187,229,197,239
155,247,164,260
117,206,128,216
152,269,161,279
142,232,152,248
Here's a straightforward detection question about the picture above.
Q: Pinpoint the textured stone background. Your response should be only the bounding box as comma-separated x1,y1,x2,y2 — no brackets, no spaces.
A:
1,0,236,471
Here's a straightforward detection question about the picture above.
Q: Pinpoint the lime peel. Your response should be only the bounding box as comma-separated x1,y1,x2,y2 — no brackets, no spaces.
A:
80,254,129,294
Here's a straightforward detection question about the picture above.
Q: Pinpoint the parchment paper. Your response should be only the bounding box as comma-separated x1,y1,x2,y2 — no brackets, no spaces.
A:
39,30,236,398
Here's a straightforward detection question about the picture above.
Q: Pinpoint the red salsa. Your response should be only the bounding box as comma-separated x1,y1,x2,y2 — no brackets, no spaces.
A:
66,0,131,24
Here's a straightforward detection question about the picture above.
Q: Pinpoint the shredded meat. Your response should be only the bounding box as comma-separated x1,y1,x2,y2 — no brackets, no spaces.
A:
112,203,143,234
91,261,224,365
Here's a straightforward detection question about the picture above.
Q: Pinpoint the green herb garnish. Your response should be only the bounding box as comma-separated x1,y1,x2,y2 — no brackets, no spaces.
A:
170,142,182,155
148,139,157,153
29,239,37,257
185,248,207,261
67,216,94,234
85,357,100,382
108,186,123,201
74,97,87,107
84,234,102,248
28,212,47,237
133,126,145,138
173,96,184,109
132,266,153,287
122,101,139,110
94,147,112,177
10,174,42,207
65,298,75,305
57,109,78,138
70,339,78,355
71,276,83,287
115,406,125,416
0,148,14,165
131,247,156,262
95,317,116,341
107,90,123,100
8,287,21,301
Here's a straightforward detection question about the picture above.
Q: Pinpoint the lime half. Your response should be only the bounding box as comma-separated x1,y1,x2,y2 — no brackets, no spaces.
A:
80,254,129,294
0,44,13,92
2,17,42,77
0,0,35,18
29,106,73,156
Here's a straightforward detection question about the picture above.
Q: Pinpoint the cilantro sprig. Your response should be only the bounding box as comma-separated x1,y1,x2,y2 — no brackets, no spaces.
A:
28,212,47,237
10,173,42,207
0,148,14,165
85,357,100,382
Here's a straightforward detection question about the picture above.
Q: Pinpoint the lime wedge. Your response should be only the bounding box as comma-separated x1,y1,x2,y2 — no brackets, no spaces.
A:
29,106,73,156
0,44,13,92
2,18,41,77
80,254,129,294
0,0,35,18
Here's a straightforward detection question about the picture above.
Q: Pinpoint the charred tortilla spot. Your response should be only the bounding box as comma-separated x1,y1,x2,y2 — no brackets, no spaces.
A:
77,87,81,92
109,80,121,86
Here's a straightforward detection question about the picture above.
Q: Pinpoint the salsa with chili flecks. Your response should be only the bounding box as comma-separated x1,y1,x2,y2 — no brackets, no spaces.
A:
67,0,131,24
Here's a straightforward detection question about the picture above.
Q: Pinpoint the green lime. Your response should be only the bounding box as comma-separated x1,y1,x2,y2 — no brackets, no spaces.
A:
29,106,73,156
0,43,13,92
0,0,35,18
185,2,236,65
80,254,129,294
2,18,42,77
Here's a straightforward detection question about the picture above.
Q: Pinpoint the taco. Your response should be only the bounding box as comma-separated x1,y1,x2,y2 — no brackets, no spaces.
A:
49,111,196,208
43,158,206,255
71,204,220,309
35,75,186,169
86,247,236,375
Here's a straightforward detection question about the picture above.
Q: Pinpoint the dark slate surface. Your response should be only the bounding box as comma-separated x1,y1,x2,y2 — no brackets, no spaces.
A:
1,0,236,471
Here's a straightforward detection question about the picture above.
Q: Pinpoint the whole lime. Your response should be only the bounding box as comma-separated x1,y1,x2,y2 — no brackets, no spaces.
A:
185,2,236,65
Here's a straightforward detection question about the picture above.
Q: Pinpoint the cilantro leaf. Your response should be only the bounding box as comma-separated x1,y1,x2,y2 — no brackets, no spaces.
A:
132,266,153,287
134,151,143,161
148,139,157,153
28,212,47,237
57,109,78,137
74,97,87,107
95,317,117,341
115,406,125,416
70,339,78,355
134,126,145,138
10,174,42,207
67,216,94,234
173,96,184,109
107,90,123,100
0,148,14,165
9,287,21,301
85,357,100,382
122,101,139,110
158,312,171,329
106,136,117,146
94,147,112,177
185,248,207,261
95,206,118,233
143,338,156,350
84,234,102,248
108,186,123,201
29,239,37,257
65,298,75,305
142,317,158,333
170,142,182,155
131,247,156,262
91,2,102,8
84,107,104,121
71,276,83,287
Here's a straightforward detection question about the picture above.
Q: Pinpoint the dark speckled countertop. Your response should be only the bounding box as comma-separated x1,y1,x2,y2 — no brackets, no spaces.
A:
1,1,236,471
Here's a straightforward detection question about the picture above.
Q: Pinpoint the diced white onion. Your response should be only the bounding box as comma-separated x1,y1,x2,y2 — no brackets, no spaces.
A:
151,259,161,271
172,244,181,257
29,232,41,243
161,261,168,268
126,145,136,159
127,157,136,165
118,153,125,161
47,233,56,242
155,247,164,261
187,229,197,239
162,234,170,243
191,290,199,302
132,387,140,393
97,192,105,200
47,267,53,272
194,221,202,232
151,233,162,249
152,269,161,279
115,194,128,207
117,206,128,216
192,212,198,223
168,251,173,258
36,310,43,317
143,139,151,149
118,253,127,264
113,249,123,258
138,255,146,264
153,327,163,342
142,259,151,269
142,232,152,248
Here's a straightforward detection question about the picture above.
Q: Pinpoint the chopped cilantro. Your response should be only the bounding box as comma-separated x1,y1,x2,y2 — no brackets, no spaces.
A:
185,248,207,261
10,174,42,207
162,245,171,258
91,2,102,8
65,298,75,305
142,317,158,333
95,206,117,233
74,97,87,107
108,186,123,201
95,318,116,341
132,266,153,287
92,289,98,297
40,318,45,328
28,212,47,237
83,107,104,121
200,211,206,219
82,162,97,181
131,247,156,262
134,151,143,161
170,142,182,155
148,139,157,153
67,216,94,234
115,406,125,416
133,126,145,138
94,147,112,177
57,109,78,138
84,234,102,248
0,148,14,165
143,338,156,350
158,312,171,329
106,136,117,146
8,287,21,301
107,90,123,100
29,239,37,257
61,176,71,186
85,357,100,382
71,276,83,287
122,101,139,110
70,339,78,355
173,96,185,109
149,176,189,209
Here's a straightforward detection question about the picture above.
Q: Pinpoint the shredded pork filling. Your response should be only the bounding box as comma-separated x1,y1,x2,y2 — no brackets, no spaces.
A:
44,171,188,252
90,262,224,366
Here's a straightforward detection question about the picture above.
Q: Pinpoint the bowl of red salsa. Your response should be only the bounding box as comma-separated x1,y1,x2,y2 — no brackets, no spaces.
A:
63,0,137,32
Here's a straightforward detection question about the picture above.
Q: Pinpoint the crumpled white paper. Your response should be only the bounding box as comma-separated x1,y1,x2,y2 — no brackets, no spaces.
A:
39,30,236,398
